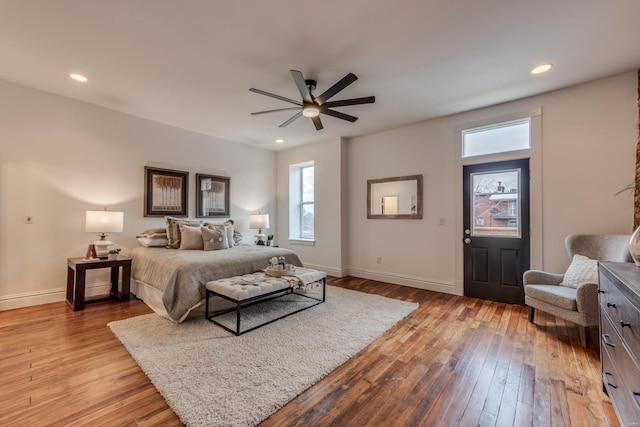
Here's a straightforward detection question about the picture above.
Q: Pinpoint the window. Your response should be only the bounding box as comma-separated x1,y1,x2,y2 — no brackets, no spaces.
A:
507,200,517,216
300,165,314,239
289,161,315,241
462,118,531,158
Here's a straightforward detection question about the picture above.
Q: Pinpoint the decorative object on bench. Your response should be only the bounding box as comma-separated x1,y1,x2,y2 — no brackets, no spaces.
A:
524,234,631,347
205,267,326,335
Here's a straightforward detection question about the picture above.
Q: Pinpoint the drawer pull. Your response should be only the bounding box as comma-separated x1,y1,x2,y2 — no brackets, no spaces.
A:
598,289,605,294
607,302,616,308
633,391,640,409
602,334,616,348
620,321,632,328
604,371,617,389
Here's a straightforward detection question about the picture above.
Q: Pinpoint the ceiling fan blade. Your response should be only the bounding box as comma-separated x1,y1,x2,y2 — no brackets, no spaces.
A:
322,96,376,108
279,111,303,127
316,73,358,105
251,107,301,115
290,70,312,103
321,108,358,122
312,116,323,131
249,88,302,106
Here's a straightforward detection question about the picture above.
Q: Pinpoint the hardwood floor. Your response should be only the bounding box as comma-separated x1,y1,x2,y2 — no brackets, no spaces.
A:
0,277,620,426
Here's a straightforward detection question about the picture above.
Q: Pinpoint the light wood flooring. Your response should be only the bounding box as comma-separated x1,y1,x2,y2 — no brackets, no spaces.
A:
0,277,620,426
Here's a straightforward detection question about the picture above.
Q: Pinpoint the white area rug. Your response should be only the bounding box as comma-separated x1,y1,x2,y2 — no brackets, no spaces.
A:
108,285,417,427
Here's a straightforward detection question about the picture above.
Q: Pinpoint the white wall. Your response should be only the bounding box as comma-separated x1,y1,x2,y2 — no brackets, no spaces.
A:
276,137,345,276
0,79,276,310
345,72,636,295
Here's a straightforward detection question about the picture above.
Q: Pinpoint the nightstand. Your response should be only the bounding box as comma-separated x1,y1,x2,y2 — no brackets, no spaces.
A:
66,257,132,311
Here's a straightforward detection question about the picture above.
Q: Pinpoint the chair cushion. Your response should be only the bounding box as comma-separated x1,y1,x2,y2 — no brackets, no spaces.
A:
560,254,598,288
524,284,578,311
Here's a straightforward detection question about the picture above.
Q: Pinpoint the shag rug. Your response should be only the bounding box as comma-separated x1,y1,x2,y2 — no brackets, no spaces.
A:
108,285,417,427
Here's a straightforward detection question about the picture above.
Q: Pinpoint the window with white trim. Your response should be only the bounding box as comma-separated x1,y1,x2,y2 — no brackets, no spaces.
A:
289,161,315,241
462,118,531,158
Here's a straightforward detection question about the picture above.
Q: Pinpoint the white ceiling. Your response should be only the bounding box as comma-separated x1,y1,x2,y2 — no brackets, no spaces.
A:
1,0,639,150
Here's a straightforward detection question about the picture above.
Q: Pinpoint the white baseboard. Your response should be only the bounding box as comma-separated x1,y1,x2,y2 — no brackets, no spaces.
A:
345,268,456,295
0,282,117,312
302,262,345,278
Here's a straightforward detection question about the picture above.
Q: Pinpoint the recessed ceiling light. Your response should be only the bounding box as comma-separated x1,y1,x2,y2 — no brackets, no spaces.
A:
69,73,88,82
531,63,552,75
276,139,284,144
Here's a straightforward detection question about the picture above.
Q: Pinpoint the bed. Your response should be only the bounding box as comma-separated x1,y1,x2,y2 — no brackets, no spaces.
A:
130,244,303,322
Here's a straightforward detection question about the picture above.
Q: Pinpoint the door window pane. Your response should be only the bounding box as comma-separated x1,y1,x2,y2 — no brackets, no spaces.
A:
471,169,520,237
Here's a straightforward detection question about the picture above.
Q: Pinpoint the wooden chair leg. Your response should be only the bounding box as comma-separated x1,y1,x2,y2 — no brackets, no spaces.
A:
528,306,535,323
578,326,587,348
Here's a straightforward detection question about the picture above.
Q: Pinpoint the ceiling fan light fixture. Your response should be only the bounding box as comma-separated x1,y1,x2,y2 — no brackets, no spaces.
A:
302,105,320,118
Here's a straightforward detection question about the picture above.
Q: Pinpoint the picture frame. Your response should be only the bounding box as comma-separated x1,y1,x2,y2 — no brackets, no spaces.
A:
196,174,230,218
144,166,189,217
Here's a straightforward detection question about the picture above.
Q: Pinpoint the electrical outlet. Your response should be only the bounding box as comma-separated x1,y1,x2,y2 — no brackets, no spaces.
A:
376,257,382,264
25,215,33,224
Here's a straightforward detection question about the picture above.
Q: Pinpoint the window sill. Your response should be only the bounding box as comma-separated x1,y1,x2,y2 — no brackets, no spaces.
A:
288,239,315,246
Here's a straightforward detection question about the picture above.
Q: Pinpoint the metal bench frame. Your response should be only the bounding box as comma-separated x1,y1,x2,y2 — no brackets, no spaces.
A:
205,277,326,335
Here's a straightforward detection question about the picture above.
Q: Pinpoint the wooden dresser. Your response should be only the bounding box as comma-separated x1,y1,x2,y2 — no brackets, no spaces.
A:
599,262,640,425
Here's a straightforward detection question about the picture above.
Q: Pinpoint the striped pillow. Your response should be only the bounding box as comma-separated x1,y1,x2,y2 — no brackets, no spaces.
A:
165,216,202,249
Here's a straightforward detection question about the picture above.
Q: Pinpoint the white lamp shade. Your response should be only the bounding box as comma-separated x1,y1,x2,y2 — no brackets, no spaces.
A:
249,213,270,230
86,210,124,233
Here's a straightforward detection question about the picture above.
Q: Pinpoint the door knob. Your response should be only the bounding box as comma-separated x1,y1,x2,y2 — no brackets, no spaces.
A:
464,238,471,244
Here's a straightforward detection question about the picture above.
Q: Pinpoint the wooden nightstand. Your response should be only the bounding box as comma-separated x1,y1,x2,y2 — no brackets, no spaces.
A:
66,257,132,311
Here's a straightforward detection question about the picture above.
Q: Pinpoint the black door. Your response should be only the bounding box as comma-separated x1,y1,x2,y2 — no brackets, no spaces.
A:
463,159,530,305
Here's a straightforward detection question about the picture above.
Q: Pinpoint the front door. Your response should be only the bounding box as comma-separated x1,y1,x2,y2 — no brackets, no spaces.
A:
463,159,530,305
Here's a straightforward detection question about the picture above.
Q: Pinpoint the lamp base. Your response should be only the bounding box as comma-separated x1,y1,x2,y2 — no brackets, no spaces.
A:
93,239,113,258
254,233,265,245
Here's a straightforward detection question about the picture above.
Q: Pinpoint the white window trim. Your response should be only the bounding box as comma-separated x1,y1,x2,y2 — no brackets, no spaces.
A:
289,160,315,242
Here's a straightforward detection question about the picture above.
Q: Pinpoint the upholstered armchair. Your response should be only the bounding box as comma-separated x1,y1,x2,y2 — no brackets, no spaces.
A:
524,234,631,347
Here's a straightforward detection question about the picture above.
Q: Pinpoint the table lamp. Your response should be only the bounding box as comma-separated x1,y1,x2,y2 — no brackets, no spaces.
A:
249,212,269,245
86,209,124,258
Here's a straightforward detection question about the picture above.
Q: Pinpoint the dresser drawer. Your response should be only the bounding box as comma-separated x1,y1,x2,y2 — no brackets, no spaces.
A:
600,270,640,360
601,330,640,425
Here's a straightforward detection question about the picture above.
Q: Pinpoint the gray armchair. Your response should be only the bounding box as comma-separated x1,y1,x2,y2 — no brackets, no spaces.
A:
524,234,631,347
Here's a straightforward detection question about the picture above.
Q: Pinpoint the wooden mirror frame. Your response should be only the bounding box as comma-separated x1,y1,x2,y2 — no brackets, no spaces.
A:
367,174,423,219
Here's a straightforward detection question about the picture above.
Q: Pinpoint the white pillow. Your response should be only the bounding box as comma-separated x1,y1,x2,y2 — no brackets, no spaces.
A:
561,254,598,288
136,237,169,247
179,225,204,250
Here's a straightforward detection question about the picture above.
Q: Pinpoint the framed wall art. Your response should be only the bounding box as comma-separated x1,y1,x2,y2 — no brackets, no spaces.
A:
196,173,230,218
144,166,189,217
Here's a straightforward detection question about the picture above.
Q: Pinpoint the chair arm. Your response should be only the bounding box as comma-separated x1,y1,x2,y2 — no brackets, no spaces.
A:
575,282,599,314
523,270,564,286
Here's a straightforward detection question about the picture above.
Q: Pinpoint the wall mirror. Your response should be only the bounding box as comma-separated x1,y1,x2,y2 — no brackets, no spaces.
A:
367,174,423,219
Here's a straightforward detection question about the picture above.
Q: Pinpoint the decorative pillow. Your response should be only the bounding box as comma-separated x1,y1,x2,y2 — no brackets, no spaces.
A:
136,237,169,247
137,228,167,236
179,225,204,250
202,226,229,251
204,223,235,248
165,216,202,249
561,254,598,288
224,219,243,244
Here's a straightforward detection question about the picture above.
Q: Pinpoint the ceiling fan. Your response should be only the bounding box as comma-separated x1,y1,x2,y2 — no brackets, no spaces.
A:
249,70,375,131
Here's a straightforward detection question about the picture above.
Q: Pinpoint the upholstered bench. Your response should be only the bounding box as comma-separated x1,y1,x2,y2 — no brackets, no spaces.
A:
205,268,326,335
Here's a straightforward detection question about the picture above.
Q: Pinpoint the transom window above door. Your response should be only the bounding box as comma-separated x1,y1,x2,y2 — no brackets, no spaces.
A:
462,118,531,158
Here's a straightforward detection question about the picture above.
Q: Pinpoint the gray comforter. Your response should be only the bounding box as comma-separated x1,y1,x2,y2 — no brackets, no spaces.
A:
130,245,303,322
